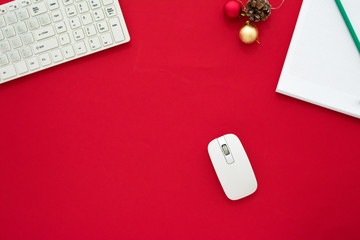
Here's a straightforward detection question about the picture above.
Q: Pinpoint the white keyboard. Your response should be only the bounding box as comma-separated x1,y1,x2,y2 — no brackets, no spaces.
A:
0,0,130,83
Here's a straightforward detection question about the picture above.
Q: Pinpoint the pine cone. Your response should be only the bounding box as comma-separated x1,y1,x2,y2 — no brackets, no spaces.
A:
245,0,271,22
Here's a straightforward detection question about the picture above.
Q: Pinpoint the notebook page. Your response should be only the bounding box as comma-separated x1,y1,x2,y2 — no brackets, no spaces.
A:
341,0,360,38
276,0,360,118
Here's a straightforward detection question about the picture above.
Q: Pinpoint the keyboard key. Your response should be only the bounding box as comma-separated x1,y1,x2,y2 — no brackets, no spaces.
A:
0,54,9,65
0,41,11,52
85,25,96,36
74,41,86,54
30,2,47,16
39,53,52,66
97,21,108,33
16,8,30,20
51,49,63,62
28,57,40,70
34,25,55,40
14,61,28,74
10,36,22,48
63,45,75,58
63,0,74,6
6,12,18,24
93,9,104,21
102,0,113,6
4,26,16,38
0,6,6,14
48,0,59,10
39,13,51,26
33,37,59,54
90,0,101,9
69,17,81,29
73,29,84,41
81,13,92,25
8,3,20,11
105,6,116,17
20,0,32,7
8,50,21,61
20,46,33,58
59,33,70,45
22,33,35,44
78,2,89,13
15,61,28,74
55,22,67,33
109,17,124,42
100,33,112,46
28,18,39,30
65,6,77,17
51,10,63,22
89,37,101,50
0,65,17,80
15,22,28,34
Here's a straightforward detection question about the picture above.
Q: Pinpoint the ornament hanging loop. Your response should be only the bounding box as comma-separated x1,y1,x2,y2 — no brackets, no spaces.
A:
236,0,246,16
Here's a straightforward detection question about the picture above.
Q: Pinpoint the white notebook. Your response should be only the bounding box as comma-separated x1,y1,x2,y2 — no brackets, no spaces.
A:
276,0,360,119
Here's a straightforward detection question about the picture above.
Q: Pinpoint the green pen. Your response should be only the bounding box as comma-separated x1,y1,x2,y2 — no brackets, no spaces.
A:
334,0,360,54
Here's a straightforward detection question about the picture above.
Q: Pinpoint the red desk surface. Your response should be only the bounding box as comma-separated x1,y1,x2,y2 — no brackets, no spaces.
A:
1,0,360,239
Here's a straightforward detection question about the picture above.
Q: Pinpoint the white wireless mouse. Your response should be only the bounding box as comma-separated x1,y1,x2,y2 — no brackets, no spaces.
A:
208,134,257,200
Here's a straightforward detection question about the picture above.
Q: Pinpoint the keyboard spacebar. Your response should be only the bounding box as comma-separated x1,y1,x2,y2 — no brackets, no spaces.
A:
33,38,59,54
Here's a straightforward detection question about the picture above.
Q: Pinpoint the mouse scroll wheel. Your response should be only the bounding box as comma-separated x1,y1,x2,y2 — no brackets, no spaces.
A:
221,144,230,156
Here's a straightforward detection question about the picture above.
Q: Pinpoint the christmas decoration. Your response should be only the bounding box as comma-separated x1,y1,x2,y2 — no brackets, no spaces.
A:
223,0,284,44
239,21,258,44
223,0,242,18
245,0,271,22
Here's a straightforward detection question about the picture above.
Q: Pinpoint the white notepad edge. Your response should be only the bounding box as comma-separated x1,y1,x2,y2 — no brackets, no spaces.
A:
277,75,360,119
276,0,360,119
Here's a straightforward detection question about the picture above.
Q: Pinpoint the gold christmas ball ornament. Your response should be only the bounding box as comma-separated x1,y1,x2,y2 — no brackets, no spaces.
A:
239,21,258,44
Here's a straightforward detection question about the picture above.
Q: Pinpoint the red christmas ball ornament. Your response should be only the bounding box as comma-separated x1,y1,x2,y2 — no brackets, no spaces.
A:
223,0,242,19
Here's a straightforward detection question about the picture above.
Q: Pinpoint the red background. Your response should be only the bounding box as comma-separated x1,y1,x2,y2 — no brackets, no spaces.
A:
1,0,360,239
